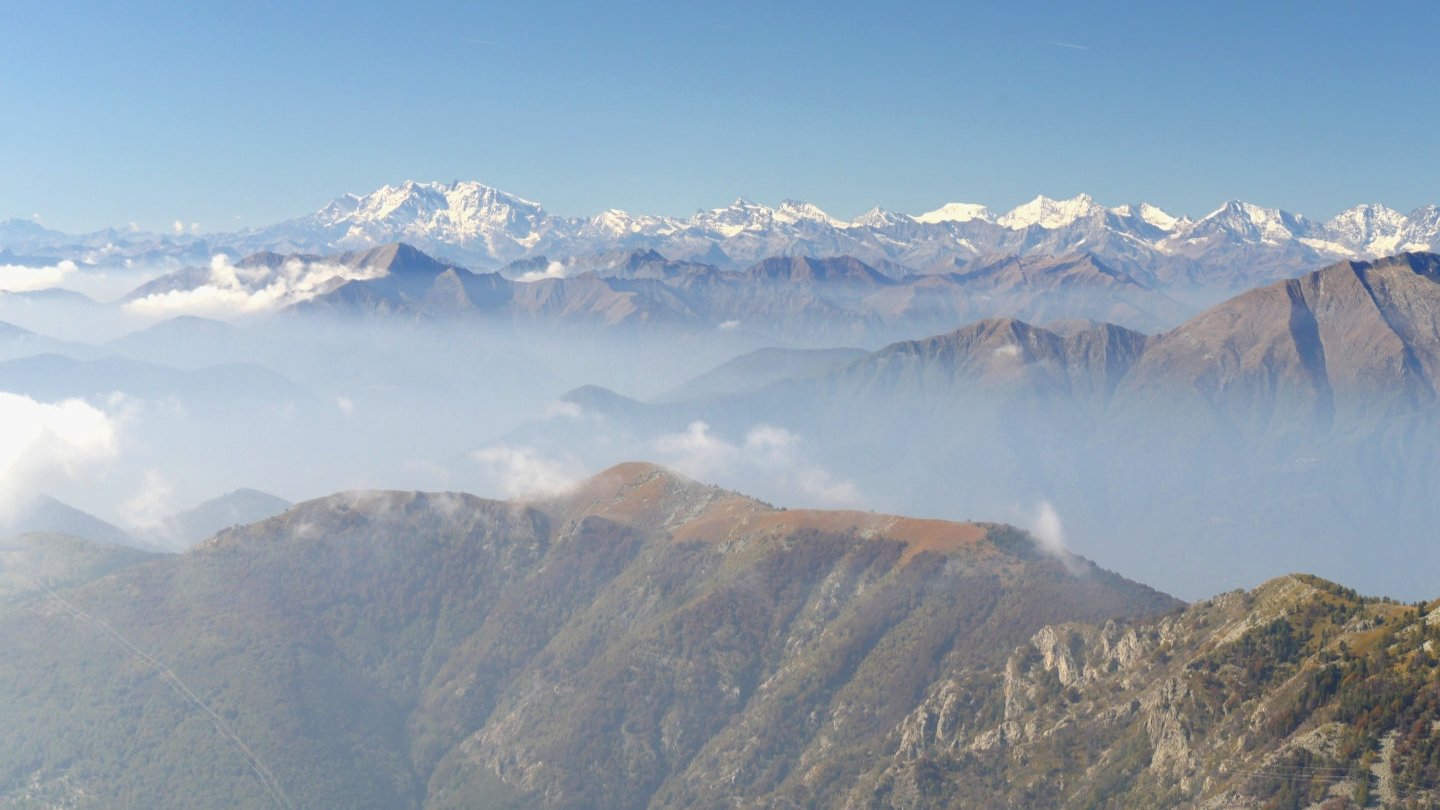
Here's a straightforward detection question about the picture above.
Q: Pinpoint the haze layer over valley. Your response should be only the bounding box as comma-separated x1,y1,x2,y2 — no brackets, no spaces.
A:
2,185,1439,599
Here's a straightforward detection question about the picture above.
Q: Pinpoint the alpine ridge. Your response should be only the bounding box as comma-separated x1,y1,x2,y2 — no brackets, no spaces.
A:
6,181,1440,293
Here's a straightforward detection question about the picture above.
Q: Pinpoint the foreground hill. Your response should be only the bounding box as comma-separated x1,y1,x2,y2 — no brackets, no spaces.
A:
0,463,1176,809
3,466,1436,808
860,575,1440,808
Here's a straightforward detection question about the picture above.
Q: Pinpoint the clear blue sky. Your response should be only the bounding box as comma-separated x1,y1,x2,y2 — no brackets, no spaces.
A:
3,0,1437,232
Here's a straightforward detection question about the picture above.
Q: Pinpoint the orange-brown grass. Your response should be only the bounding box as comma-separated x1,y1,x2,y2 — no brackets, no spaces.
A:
673,507,989,565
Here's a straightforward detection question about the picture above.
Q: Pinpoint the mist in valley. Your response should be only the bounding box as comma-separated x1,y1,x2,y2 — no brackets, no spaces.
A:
3,245,1437,603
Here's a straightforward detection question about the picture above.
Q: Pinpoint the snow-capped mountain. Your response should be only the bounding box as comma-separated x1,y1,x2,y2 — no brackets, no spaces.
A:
914,202,994,224
997,194,1109,229
1179,200,1323,246
254,180,568,263
1324,203,1435,257
850,207,913,229
235,183,1440,285
7,180,1440,291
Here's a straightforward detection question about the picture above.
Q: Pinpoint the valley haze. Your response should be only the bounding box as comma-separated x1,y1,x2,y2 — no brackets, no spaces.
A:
2,180,1437,602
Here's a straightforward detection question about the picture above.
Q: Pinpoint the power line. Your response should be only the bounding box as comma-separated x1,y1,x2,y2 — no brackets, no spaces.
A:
35,580,295,810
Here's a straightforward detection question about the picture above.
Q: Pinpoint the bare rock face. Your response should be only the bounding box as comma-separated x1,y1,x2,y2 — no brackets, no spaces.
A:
854,574,1440,808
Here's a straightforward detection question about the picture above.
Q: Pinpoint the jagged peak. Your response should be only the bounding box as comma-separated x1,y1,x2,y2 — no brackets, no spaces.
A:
851,206,913,228
774,199,845,227
998,193,1105,229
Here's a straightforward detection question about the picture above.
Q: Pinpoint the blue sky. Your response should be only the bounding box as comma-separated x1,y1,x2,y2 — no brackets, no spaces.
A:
3,0,1437,232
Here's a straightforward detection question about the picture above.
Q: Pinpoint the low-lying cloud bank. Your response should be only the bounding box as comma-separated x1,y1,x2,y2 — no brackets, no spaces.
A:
0,261,80,292
123,255,389,317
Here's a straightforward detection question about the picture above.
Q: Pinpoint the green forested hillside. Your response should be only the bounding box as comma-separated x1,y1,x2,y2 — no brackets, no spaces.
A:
857,574,1440,808
0,464,1176,808
4,465,1437,808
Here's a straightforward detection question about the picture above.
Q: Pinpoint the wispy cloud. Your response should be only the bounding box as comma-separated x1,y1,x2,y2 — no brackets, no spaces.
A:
516,260,569,283
1023,500,1086,574
1042,40,1090,51
471,445,584,499
120,469,176,532
124,254,389,317
652,421,859,507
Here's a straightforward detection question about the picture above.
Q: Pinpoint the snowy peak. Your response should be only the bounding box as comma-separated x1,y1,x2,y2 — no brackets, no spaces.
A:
1138,202,1184,232
1325,203,1426,256
582,208,679,239
690,198,781,236
997,194,1106,229
313,180,553,255
913,202,995,225
773,200,846,228
1189,200,1318,245
850,207,913,229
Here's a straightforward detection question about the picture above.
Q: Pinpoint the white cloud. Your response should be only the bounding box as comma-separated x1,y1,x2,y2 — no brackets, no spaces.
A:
335,396,355,416
542,400,584,420
120,468,176,532
0,260,79,292
1029,501,1067,554
992,343,1021,358
718,319,741,331
471,444,584,499
651,421,859,506
124,254,390,317
1024,500,1084,573
0,392,120,519
651,421,737,479
516,260,569,283
172,220,186,236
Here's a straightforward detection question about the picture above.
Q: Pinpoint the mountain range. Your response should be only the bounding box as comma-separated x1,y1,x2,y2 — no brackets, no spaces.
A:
123,243,1194,336
506,252,1440,598
6,181,1440,293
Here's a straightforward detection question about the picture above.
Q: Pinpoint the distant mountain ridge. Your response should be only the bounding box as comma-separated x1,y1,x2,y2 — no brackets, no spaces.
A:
229,183,1440,287
6,181,1440,291
507,252,1440,598
128,244,1192,336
